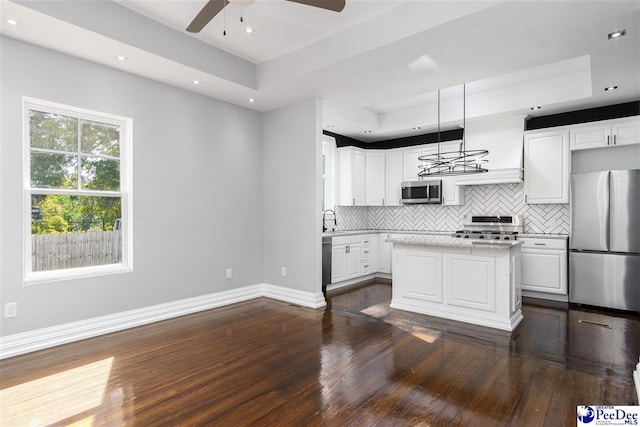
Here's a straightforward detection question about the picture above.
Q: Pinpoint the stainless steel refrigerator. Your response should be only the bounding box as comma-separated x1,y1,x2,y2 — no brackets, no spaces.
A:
569,169,640,311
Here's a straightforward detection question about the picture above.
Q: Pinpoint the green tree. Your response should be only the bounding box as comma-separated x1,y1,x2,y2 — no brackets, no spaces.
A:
30,112,123,235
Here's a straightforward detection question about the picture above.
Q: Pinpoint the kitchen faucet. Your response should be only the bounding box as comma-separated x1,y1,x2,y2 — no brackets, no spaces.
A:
322,209,337,232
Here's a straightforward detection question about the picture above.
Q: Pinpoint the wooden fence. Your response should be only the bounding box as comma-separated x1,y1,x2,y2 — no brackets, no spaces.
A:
32,230,122,272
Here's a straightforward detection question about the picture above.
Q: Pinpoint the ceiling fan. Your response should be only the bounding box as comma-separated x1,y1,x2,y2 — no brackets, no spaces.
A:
186,0,346,33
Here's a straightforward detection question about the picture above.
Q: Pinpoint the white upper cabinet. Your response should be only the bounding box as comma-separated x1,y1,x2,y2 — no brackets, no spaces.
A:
441,176,465,206
385,150,402,206
436,141,465,206
337,146,366,206
401,146,425,182
401,143,443,182
570,117,640,150
524,130,570,204
365,151,386,205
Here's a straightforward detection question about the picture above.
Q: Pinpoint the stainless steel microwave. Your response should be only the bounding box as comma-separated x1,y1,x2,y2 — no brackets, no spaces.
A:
401,180,442,204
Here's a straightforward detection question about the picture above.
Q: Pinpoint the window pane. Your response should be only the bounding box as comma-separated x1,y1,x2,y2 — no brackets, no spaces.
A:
81,120,120,157
30,152,78,189
81,157,120,191
31,195,122,271
29,110,78,152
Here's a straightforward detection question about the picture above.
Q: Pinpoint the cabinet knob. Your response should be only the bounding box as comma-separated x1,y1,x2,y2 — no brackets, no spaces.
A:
534,243,546,246
613,135,617,145
607,135,610,146
382,198,385,205
352,198,355,205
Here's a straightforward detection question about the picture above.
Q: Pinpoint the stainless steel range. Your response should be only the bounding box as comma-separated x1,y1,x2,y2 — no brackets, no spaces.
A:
452,214,523,241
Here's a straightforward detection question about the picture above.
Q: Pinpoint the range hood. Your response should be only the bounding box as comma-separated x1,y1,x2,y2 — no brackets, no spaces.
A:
455,115,524,186
455,168,523,185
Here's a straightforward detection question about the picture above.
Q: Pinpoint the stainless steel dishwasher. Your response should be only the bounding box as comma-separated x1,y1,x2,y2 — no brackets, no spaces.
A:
322,235,332,294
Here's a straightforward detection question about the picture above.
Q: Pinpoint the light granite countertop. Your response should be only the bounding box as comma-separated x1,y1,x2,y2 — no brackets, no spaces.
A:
323,230,568,240
386,234,521,249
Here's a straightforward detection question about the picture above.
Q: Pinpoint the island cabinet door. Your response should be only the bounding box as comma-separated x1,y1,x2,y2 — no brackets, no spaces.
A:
444,253,496,312
396,248,443,303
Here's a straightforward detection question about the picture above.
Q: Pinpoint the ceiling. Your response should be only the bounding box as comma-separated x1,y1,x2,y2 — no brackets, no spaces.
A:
1,0,639,141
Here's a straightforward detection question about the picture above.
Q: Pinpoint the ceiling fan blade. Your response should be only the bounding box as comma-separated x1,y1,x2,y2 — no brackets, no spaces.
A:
186,0,230,33
286,0,345,12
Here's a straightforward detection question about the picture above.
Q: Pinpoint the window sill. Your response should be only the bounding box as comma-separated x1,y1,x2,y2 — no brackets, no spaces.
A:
24,264,133,285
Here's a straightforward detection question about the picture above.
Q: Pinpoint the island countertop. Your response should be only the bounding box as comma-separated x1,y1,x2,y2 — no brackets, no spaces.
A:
387,234,522,250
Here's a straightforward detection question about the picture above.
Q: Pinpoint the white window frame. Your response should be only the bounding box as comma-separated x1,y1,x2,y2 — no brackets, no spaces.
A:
23,97,133,284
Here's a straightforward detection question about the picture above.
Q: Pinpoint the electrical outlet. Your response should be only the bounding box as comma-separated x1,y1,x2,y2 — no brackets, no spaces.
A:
226,268,232,279
4,302,17,318
281,267,287,277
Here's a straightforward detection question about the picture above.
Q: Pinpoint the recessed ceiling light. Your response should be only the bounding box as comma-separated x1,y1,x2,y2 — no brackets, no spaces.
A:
530,106,541,110
325,124,335,128
192,80,201,85
245,27,255,34
6,19,18,26
608,29,626,39
248,98,255,103
604,86,618,91
364,130,373,134
413,126,421,130
116,56,127,61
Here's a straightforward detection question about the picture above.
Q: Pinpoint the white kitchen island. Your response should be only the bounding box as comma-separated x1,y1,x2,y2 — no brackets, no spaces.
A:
388,235,523,331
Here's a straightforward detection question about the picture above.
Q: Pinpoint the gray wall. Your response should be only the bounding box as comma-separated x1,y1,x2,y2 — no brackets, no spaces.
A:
263,99,322,293
0,37,264,335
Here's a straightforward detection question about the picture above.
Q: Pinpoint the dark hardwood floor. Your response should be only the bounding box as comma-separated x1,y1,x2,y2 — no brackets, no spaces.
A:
1,281,638,426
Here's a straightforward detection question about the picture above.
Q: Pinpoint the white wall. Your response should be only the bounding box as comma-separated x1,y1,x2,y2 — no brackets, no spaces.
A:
0,37,264,335
262,99,323,294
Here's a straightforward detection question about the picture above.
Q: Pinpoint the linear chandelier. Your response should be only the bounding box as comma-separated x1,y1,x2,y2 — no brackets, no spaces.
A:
418,84,489,176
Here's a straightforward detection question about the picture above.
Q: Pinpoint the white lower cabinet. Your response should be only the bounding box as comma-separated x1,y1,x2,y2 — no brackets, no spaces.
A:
330,233,392,285
390,243,522,331
444,252,495,312
520,237,567,295
377,233,392,274
361,235,377,274
345,243,362,279
330,244,347,283
402,250,443,303
331,234,379,284
331,235,363,283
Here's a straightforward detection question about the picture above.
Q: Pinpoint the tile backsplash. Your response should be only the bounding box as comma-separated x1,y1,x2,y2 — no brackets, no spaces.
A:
335,183,569,234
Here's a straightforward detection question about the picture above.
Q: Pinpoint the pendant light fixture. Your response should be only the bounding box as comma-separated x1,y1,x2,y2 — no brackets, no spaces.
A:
418,84,489,176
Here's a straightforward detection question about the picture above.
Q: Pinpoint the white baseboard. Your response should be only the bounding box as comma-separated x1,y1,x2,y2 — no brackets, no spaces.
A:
263,284,327,309
390,300,522,332
0,283,326,360
522,290,569,302
326,273,377,291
